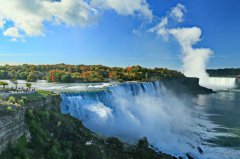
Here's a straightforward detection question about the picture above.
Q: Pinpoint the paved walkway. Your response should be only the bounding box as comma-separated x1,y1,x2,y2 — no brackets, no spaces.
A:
0,91,35,97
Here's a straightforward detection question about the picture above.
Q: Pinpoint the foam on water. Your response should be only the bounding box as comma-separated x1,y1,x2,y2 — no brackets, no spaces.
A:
1,80,114,93
60,81,240,158
200,77,236,90
88,83,113,88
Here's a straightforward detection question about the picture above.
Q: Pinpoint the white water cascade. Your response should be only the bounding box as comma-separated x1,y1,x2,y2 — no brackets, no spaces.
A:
60,81,222,158
200,77,236,90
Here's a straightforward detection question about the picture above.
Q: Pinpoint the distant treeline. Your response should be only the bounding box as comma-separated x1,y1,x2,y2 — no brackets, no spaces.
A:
0,64,184,83
207,68,240,77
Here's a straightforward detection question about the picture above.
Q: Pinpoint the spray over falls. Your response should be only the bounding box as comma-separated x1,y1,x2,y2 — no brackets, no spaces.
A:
149,4,237,90
169,28,237,90
60,81,225,158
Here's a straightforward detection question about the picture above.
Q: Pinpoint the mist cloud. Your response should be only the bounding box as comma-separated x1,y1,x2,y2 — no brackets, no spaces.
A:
61,83,205,157
149,4,213,85
169,27,212,81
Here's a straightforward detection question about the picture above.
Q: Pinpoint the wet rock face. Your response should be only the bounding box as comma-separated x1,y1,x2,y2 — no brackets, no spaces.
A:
197,147,203,154
0,110,26,153
236,76,240,88
160,77,214,96
25,95,61,112
186,153,195,159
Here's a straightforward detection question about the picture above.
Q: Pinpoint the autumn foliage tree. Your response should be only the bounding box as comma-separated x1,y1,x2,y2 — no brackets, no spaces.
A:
0,64,185,83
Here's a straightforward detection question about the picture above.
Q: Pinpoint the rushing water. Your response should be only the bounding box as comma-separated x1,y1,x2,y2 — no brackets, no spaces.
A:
2,79,240,158
193,91,240,158
0,80,113,92
61,81,203,157
200,77,237,90
60,81,240,159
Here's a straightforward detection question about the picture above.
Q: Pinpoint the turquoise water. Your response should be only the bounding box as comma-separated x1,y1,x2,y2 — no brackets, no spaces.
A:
195,90,240,149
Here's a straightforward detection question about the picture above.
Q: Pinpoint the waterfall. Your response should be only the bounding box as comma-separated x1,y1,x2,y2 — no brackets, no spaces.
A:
200,77,236,90
61,81,213,158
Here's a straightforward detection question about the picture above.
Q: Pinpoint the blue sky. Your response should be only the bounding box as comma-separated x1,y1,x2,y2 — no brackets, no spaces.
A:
0,0,239,69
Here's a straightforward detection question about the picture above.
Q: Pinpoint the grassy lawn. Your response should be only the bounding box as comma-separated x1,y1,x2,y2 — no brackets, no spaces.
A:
12,90,58,102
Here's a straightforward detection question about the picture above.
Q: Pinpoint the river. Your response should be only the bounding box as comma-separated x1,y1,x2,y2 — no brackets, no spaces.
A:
1,78,240,158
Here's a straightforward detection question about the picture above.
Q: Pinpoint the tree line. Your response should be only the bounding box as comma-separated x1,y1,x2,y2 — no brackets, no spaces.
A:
207,68,240,77
0,64,184,83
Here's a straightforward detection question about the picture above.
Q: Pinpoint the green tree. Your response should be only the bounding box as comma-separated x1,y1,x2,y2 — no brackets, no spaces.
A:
8,96,16,103
27,71,38,82
10,79,18,90
7,71,16,79
0,70,7,79
26,83,32,89
47,143,62,159
0,81,8,90
61,74,73,83
18,71,28,79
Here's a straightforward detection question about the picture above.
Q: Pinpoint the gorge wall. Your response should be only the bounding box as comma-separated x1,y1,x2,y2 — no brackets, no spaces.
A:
0,109,25,153
159,77,213,95
0,94,61,154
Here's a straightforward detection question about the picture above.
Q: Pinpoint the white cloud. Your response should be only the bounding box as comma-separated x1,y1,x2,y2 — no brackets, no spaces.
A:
0,0,152,41
90,0,152,19
170,3,186,23
0,15,5,29
0,0,98,39
148,17,168,39
3,27,23,41
148,3,186,39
